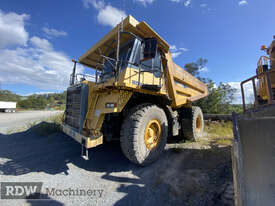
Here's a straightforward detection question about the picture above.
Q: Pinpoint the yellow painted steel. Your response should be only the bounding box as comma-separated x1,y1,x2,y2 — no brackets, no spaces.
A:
165,52,208,108
61,124,103,149
257,38,275,102
84,86,132,132
117,67,167,95
144,119,162,150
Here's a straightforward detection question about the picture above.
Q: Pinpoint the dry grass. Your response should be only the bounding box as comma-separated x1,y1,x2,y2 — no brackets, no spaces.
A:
168,120,234,151
203,121,233,146
31,114,63,136
7,113,63,136
205,121,233,138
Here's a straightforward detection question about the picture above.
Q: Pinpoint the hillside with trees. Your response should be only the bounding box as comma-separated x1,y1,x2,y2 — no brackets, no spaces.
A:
0,90,66,110
0,90,22,102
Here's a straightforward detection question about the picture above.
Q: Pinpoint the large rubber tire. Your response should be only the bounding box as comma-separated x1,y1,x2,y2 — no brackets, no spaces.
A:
120,103,168,166
182,106,204,141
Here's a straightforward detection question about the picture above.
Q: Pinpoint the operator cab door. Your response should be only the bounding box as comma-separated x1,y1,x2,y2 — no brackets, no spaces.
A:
132,38,164,91
140,48,162,78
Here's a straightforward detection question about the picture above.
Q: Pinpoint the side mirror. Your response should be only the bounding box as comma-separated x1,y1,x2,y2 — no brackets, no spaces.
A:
141,38,157,62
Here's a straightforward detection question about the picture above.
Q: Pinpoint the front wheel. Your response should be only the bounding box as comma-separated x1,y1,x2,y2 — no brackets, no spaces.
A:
120,104,168,166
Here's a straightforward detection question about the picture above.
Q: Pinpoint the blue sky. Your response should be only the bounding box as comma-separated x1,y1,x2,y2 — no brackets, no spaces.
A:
0,0,274,102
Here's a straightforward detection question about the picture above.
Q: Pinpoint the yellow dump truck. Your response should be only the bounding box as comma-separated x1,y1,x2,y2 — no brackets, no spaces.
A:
62,16,208,165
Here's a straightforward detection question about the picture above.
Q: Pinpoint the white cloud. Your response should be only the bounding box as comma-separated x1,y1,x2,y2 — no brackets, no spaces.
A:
199,67,208,72
200,3,207,7
170,44,188,59
43,27,67,38
82,0,126,27
0,37,77,90
97,5,127,27
170,0,181,3
83,0,105,9
170,45,177,50
0,10,29,48
238,0,248,6
179,47,189,52
136,0,155,6
0,10,78,91
184,0,191,7
228,81,253,104
30,36,52,50
171,52,182,59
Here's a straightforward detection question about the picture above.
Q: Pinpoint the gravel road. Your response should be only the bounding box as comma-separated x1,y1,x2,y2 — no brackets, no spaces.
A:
0,123,234,206
0,110,62,134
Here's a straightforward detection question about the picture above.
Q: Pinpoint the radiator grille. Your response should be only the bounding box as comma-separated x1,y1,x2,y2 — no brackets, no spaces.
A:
65,85,82,130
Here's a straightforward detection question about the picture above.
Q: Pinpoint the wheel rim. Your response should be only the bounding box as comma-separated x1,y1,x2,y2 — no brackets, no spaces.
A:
196,115,202,133
144,119,162,150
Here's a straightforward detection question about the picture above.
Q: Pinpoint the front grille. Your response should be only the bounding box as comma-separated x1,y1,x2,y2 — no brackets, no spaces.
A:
65,85,82,129
65,84,89,132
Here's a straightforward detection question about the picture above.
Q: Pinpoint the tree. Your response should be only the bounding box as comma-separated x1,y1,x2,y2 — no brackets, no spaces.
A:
184,58,240,114
195,80,238,114
0,90,21,102
185,58,209,84
48,96,55,105
0,89,66,110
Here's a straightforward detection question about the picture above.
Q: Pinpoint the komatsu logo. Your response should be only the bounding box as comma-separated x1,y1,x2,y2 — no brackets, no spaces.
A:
0,182,42,199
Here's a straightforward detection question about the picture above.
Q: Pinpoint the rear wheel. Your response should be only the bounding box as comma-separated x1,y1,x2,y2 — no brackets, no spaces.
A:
182,106,204,141
120,103,168,166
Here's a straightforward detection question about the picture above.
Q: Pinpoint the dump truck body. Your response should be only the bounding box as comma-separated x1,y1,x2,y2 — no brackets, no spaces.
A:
62,16,208,164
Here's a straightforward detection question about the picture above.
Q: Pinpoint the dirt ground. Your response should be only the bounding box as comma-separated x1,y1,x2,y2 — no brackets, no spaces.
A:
0,122,234,206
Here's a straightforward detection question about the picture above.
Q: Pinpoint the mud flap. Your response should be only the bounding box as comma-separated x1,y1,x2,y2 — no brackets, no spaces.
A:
232,112,275,206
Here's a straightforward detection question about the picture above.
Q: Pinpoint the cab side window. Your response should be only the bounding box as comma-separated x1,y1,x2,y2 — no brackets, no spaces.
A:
140,50,162,78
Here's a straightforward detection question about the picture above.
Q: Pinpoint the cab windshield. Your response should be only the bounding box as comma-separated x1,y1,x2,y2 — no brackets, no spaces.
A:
101,39,135,82
99,37,162,82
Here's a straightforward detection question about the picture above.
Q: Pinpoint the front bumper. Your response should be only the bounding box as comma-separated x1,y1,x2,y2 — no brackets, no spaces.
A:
62,123,103,149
